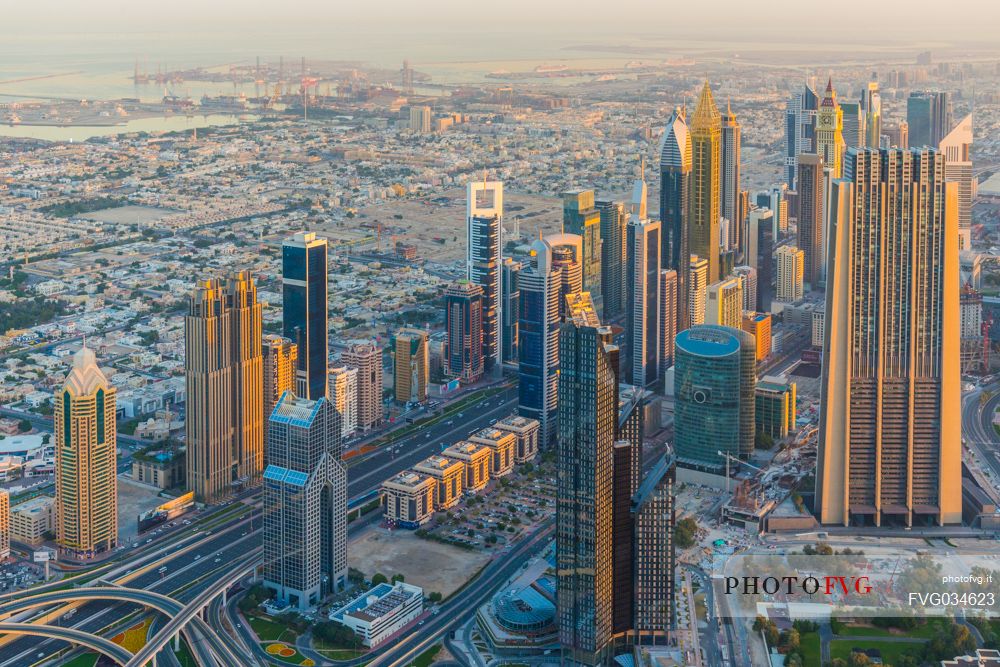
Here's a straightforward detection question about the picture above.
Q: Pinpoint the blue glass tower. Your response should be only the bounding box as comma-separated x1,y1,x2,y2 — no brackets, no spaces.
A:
282,232,328,400
518,238,561,446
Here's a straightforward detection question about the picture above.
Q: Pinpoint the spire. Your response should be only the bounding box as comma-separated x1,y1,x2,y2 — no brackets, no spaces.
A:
690,80,721,130
821,78,837,107
826,77,833,93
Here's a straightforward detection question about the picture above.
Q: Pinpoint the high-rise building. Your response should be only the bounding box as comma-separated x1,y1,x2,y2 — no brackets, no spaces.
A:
939,114,974,250
690,82,722,284
742,312,772,361
747,209,774,312
885,121,909,149
688,255,709,326
186,272,264,504
563,189,603,313
548,234,584,319
408,105,431,133
659,108,692,332
0,491,8,561
632,454,676,645
840,101,864,149
445,280,485,384
263,335,297,420
282,232,328,401
796,153,826,289
756,375,797,439
674,326,756,472
776,245,805,303
661,269,677,371
627,217,662,389
597,199,628,318
501,258,522,363
816,148,961,527
860,80,882,149
392,328,429,404
785,83,820,186
518,238,562,446
342,343,384,431
55,346,118,556
816,79,845,179
720,101,742,253
557,292,618,666
705,278,744,329
328,366,358,438
262,393,347,610
733,265,757,313
907,91,952,148
467,180,503,372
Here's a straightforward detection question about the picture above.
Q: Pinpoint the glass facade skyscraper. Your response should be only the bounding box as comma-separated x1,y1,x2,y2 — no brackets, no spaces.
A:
659,108,692,332
282,232,328,401
563,189,603,314
518,239,561,446
597,199,627,318
467,180,503,372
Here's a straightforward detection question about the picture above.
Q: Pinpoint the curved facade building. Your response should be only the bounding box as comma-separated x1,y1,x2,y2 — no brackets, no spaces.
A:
660,108,692,332
674,326,755,473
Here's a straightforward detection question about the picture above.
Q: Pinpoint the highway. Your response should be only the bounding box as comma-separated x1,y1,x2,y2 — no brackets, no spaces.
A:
962,382,1000,501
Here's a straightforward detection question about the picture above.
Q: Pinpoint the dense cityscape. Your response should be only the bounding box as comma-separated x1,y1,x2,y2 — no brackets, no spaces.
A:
3,8,1000,667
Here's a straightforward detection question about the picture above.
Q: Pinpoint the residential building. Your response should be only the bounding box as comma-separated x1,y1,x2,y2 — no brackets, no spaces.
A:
0,491,8,560
442,441,491,493
342,343,384,431
661,269,677,371
720,102,742,254
381,471,436,528
776,246,805,303
444,280,485,384
688,255,709,326
632,455,676,644
392,328,429,404
467,180,503,372
11,495,54,546
797,153,825,289
733,265,757,313
705,278,744,329
282,232,328,400
939,114,974,249
563,189,603,313
409,105,431,133
494,415,540,464
501,258,521,364
742,313,772,362
328,366,358,438
597,199,628,318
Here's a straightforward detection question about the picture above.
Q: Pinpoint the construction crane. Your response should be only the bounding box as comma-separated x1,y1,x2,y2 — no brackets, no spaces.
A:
717,450,764,494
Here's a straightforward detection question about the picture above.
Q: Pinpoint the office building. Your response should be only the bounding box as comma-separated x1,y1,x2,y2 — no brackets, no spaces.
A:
840,101,864,148
747,209,774,311
330,582,424,648
11,496,53,547
611,440,634,637
720,101,742,254
659,108,692,332
742,312,772,362
392,328,429,405
282,232,328,400
674,326,756,472
412,455,464,510
907,91,951,148
442,441,491,493
816,79,845,178
860,80,882,149
55,346,118,556
627,216,662,389
328,366,358,438
733,265,757,313
785,83,819,186
518,237,562,446
444,280,485,384
494,415,540,464
705,278,744,329
939,114,974,249
776,246,805,303
597,199,628,318
661,269,677,371
797,153,825,289
501,258,522,363
690,82,722,284
263,393,347,610
342,343,384,432
263,335,297,419
557,292,618,666
409,105,431,133
688,255,709,326
816,148,961,527
469,427,516,478
185,273,264,504
381,471,436,528
563,189,603,313
467,180,503,372
549,234,584,319
632,455,676,644
756,375,797,440
885,121,908,149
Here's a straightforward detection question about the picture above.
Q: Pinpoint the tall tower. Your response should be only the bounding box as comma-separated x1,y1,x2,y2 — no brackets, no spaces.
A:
775,245,805,302
720,101,742,254
562,189,603,314
627,211,662,390
392,328,429,404
55,346,118,556
327,366,358,438
816,148,961,527
341,343,383,432
467,180,503,372
501,258,522,363
659,107,692,332
705,278,744,329
797,153,826,289
557,292,618,666
282,232,328,400
185,272,264,504
444,280,485,384
518,238,562,446
907,91,952,148
785,83,819,186
262,335,297,420
690,81,722,284
816,79,845,178
861,80,882,148
262,393,347,609
746,209,774,312
939,114,974,250
661,269,678,371
597,199,628,318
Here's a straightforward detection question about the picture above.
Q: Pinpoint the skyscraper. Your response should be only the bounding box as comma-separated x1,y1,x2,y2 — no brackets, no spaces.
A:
467,180,503,372
557,292,618,666
747,209,774,312
262,393,347,610
55,346,117,556
688,255,709,326
632,454,676,645
627,216,662,389
733,265,757,313
720,101,742,253
597,199,628,318
342,343,383,432
796,153,826,289
939,114,974,250
444,280,485,384
816,79,845,179
659,108,692,332
392,328,429,404
816,148,961,527
661,269,678,371
785,83,819,186
690,82,722,284
775,245,805,302
860,80,882,149
705,277,744,329
263,335,297,420
548,234,584,319
518,238,562,446
840,101,864,149
563,189,603,314
674,326,756,472
327,366,358,438
907,91,952,148
501,258,522,363
186,272,264,504
282,232,328,401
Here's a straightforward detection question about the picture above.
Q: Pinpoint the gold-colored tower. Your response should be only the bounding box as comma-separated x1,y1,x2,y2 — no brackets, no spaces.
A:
689,81,722,283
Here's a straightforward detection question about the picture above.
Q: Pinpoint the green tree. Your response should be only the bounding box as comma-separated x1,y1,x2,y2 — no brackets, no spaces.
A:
675,517,699,549
371,572,388,586
17,420,31,433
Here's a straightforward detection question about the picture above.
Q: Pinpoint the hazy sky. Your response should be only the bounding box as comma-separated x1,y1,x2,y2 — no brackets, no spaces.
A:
5,0,1000,45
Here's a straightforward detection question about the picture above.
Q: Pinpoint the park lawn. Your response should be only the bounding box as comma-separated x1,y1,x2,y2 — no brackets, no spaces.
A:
313,639,367,660
799,631,821,665
836,618,948,640
836,623,894,637
264,642,314,665
61,654,98,667
248,614,297,643
408,644,441,667
830,639,925,665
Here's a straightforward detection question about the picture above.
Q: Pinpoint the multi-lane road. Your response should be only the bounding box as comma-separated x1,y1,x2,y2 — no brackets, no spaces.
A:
961,381,1000,502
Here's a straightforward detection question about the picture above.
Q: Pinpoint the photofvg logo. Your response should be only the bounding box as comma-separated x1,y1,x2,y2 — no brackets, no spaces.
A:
712,551,1000,619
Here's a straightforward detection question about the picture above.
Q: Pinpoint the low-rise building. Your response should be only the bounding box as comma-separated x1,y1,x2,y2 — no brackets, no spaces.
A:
329,582,424,647
131,445,185,489
469,427,516,477
493,415,540,463
381,471,436,528
11,495,54,546
412,455,464,510
442,441,491,493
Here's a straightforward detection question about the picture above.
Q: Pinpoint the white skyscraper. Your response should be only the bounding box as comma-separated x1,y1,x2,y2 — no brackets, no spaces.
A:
328,366,358,438
467,180,503,373
688,256,709,326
